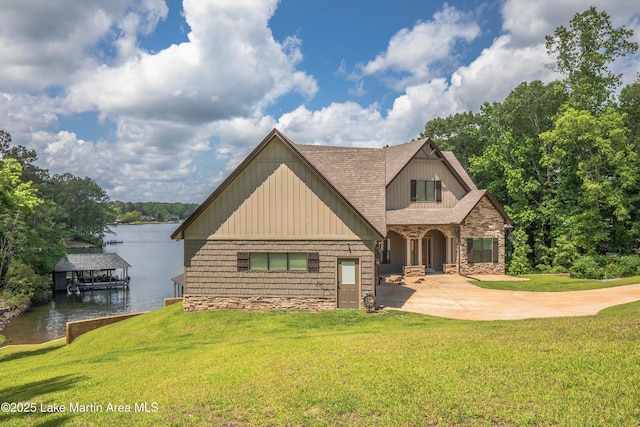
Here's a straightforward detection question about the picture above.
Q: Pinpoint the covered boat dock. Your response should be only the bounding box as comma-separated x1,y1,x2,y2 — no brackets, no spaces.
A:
53,253,131,293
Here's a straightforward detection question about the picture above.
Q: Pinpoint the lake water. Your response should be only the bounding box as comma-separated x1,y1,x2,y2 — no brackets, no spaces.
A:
1,223,183,344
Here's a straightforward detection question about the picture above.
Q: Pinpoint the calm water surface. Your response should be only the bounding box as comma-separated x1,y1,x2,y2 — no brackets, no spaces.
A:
1,223,183,344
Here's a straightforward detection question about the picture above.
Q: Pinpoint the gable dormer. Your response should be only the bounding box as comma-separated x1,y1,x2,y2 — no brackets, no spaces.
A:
385,139,473,210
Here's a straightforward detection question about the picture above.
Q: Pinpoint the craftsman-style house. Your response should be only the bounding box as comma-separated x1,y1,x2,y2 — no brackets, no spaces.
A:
171,129,511,311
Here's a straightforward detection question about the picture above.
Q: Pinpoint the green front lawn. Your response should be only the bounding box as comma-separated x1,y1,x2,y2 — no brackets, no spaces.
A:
473,274,640,291
1,302,640,426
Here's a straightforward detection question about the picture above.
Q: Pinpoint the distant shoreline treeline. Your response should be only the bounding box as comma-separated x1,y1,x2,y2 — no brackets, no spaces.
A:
110,201,199,223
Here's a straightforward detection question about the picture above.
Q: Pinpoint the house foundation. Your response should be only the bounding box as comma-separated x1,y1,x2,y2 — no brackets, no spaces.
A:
183,296,337,312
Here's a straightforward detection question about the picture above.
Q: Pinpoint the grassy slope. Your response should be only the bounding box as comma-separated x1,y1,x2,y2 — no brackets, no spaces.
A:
472,274,640,291
1,303,640,426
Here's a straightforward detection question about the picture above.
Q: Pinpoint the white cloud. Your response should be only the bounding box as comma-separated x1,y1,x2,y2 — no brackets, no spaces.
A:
0,0,168,91
278,102,385,147
2,0,639,203
503,0,640,47
65,0,317,126
450,35,561,112
358,5,481,90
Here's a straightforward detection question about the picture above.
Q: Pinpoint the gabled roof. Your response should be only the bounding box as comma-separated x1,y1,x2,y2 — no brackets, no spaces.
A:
384,138,426,185
441,151,477,191
383,138,475,191
172,129,511,241
171,129,386,240
294,144,387,236
54,253,131,272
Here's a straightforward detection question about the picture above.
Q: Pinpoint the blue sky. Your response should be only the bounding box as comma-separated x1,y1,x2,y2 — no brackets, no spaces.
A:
1,0,639,202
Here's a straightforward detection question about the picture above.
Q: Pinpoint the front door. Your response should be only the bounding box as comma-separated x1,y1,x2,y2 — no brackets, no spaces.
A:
337,258,359,309
423,237,433,270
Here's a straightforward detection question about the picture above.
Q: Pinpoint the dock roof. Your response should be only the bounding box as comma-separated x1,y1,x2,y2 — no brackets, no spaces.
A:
54,253,131,272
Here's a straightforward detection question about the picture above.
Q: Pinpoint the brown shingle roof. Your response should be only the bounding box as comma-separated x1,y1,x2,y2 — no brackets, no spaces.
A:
386,190,511,226
54,253,131,272
441,151,477,191
294,144,387,237
384,138,426,185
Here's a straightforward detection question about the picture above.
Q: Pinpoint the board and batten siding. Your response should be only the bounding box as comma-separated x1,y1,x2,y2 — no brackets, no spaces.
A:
386,159,468,210
183,240,376,300
185,137,374,240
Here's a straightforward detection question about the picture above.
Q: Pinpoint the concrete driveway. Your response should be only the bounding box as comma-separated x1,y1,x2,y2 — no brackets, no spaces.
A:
376,274,640,320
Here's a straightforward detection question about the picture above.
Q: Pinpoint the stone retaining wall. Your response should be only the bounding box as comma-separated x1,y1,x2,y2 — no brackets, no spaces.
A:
443,264,458,274
403,265,426,277
184,296,336,312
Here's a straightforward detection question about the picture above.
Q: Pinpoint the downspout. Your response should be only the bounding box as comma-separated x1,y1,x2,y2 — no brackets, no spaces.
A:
457,227,461,275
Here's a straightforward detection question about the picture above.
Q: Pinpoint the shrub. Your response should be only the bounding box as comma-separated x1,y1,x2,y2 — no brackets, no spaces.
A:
507,228,532,275
3,259,47,299
535,264,569,275
615,256,640,277
570,256,604,279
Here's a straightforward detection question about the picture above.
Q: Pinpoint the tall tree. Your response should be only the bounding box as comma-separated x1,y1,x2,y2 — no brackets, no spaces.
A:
470,81,567,269
546,6,638,112
0,159,42,283
420,112,483,170
620,77,640,140
47,173,115,240
540,107,638,258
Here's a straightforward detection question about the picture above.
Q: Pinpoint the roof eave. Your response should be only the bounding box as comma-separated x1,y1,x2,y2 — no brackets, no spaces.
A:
171,128,385,241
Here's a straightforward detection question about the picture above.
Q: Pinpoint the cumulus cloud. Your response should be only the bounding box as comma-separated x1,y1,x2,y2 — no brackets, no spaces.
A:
1,0,639,203
1,0,321,201
0,0,167,91
502,0,640,47
65,0,317,125
357,5,481,90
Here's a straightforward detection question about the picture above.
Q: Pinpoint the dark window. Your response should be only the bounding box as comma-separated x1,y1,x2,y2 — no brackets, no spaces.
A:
411,180,442,202
381,239,391,264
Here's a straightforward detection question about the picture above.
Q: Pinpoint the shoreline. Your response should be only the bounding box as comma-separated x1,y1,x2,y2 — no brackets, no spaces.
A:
0,301,32,345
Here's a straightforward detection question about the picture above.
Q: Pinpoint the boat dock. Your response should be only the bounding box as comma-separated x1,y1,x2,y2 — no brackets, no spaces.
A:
53,253,131,294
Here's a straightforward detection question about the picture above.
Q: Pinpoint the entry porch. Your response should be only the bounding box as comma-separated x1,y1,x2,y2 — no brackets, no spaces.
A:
379,225,459,276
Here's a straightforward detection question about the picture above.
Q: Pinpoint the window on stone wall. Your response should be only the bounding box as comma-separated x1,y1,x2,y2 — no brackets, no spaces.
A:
467,238,499,263
239,252,313,271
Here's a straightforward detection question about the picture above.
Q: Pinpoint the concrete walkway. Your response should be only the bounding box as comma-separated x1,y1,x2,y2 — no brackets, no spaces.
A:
376,274,640,320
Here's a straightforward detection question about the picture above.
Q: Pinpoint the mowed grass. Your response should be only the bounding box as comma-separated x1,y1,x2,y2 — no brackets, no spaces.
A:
473,274,640,291
1,302,640,426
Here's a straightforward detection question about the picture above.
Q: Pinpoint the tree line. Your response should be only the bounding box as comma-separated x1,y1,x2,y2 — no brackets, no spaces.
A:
0,132,197,306
422,6,640,278
111,201,198,223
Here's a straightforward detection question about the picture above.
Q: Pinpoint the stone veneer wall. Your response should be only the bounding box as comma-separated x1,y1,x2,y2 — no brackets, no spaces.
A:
459,197,506,275
403,265,426,277
183,239,375,311
184,296,336,312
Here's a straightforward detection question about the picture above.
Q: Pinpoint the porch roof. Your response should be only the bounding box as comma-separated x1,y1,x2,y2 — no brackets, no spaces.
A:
386,190,511,227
